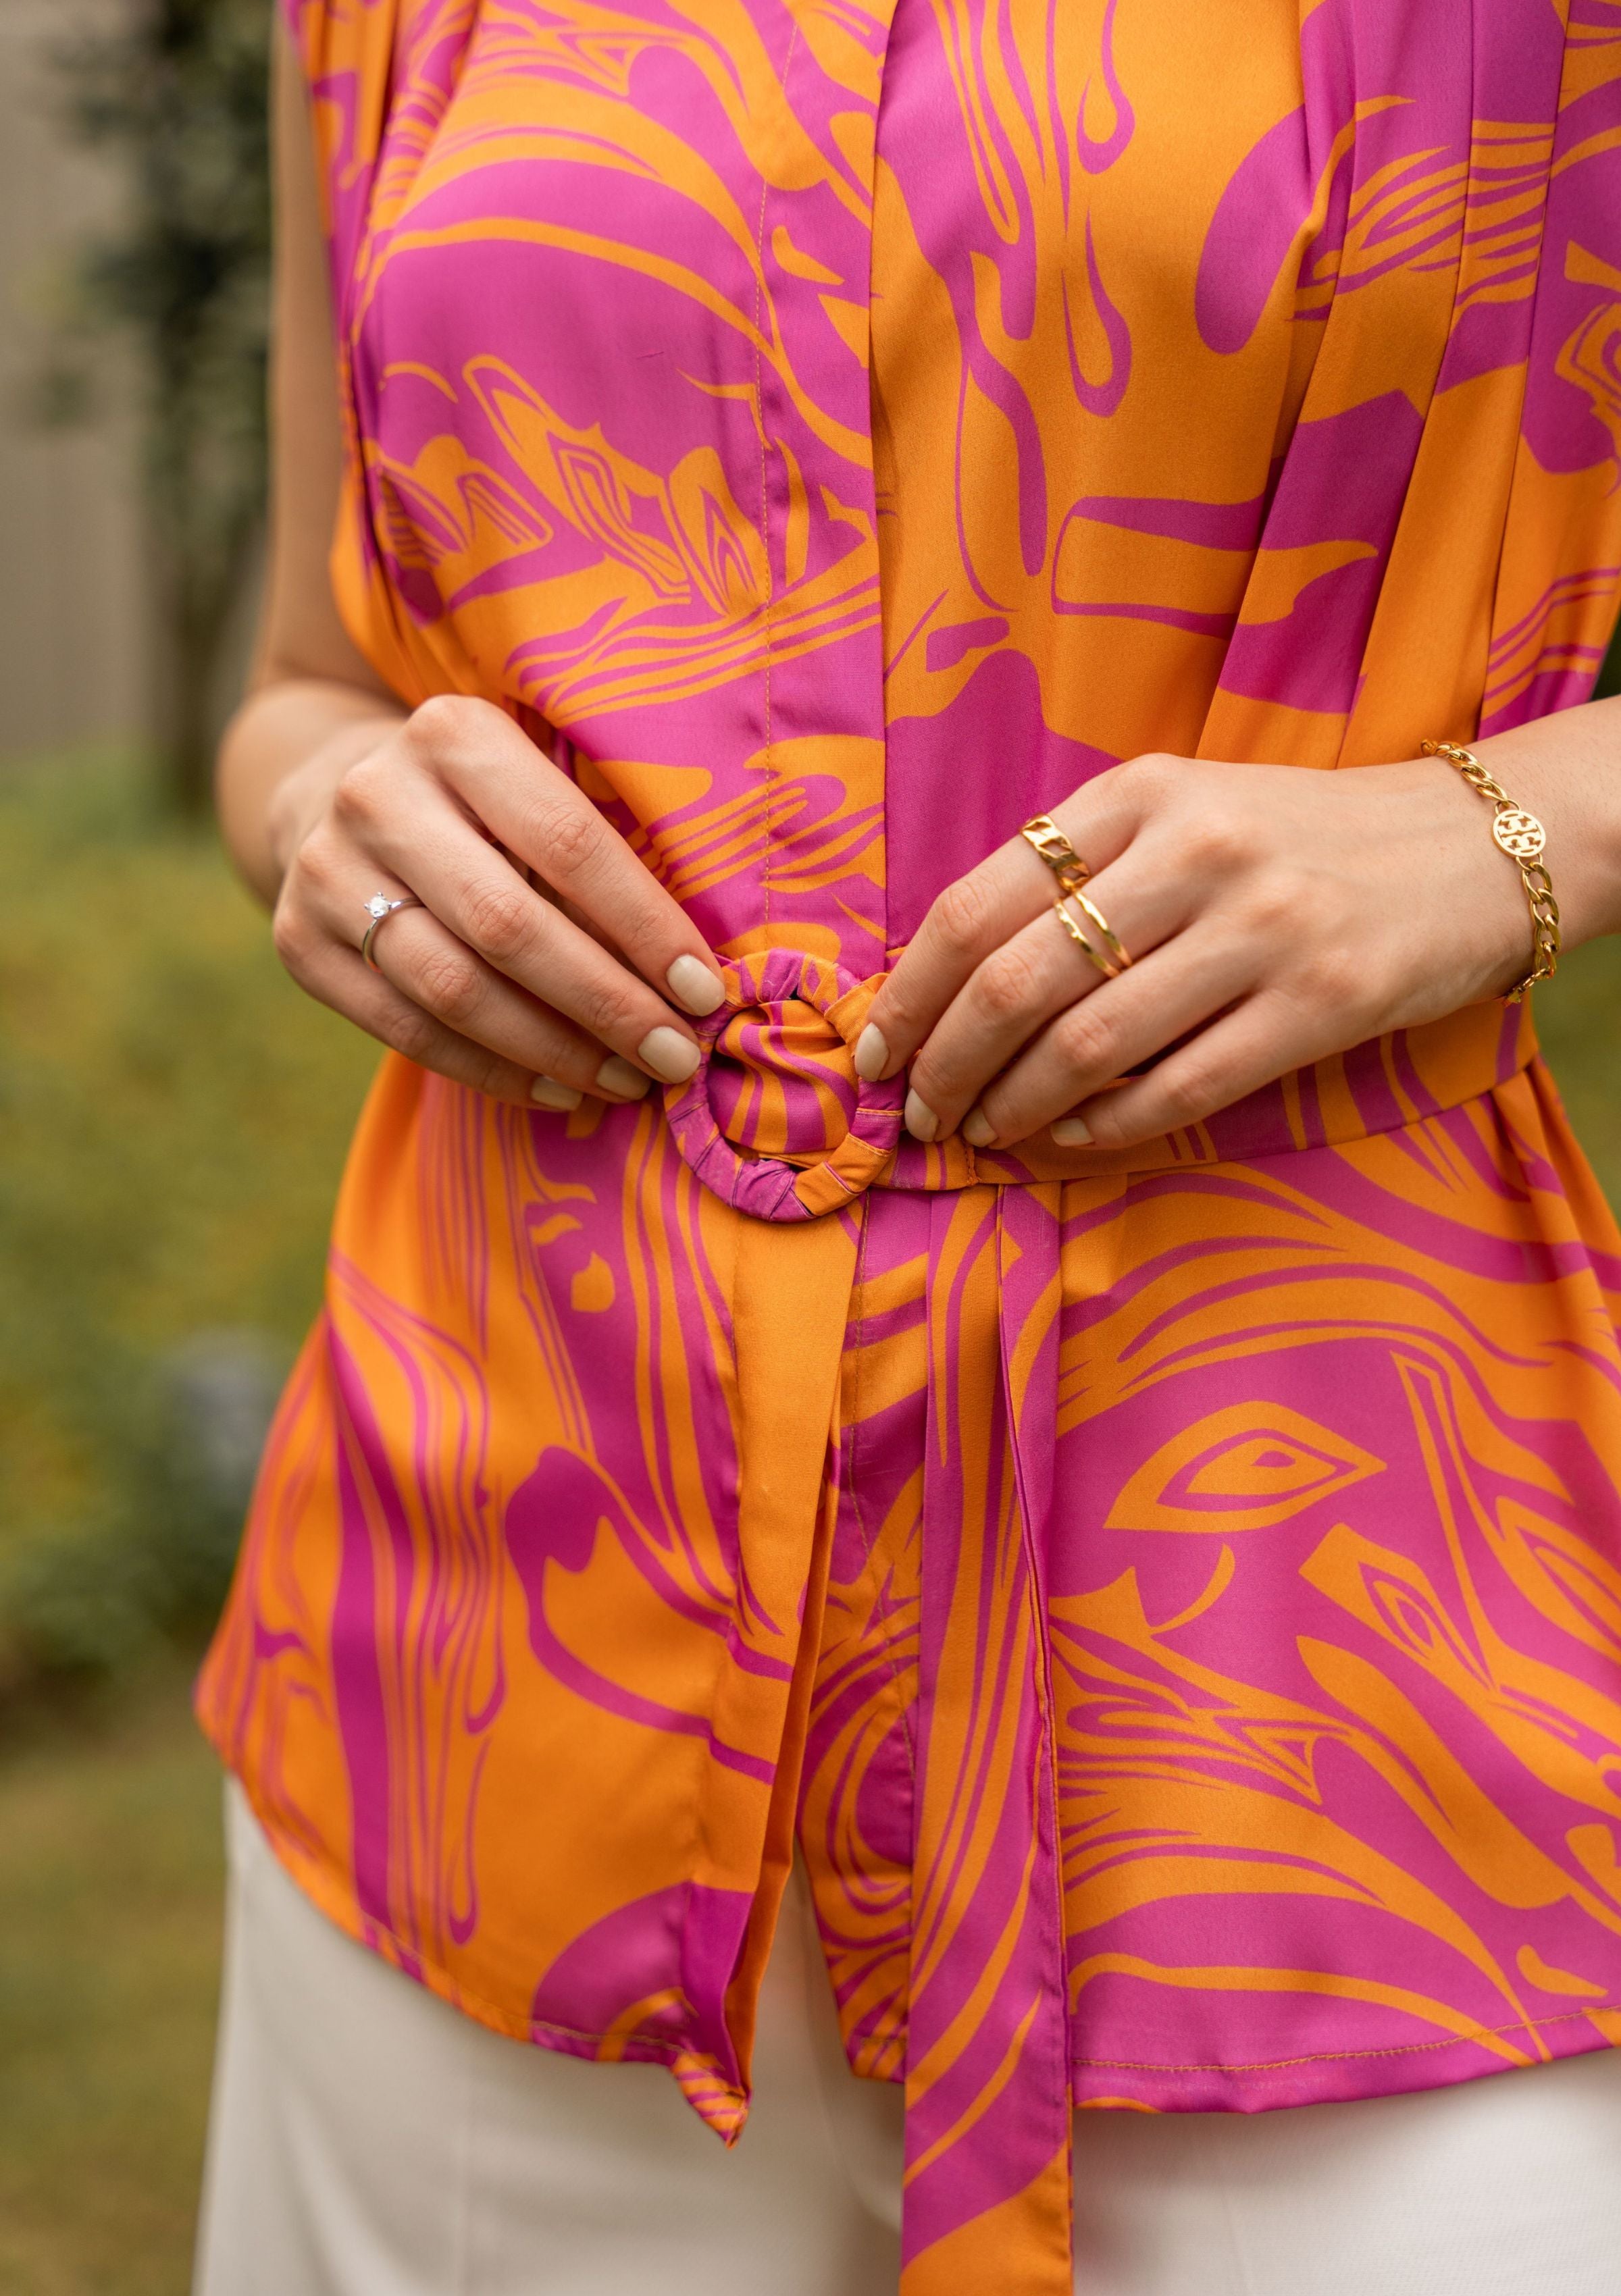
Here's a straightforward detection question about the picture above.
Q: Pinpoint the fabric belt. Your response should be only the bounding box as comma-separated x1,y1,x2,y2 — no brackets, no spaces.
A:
655,945,1539,2293
663,947,1539,1223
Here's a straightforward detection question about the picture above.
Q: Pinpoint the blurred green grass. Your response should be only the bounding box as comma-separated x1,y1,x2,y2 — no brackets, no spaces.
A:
0,748,375,2295
0,1665,222,2296
1526,935,1621,1199
0,749,376,1686
0,743,1616,2296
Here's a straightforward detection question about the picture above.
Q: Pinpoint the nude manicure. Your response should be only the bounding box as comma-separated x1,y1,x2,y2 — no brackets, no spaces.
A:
1051,1116,1092,1145
666,954,725,1016
853,1023,889,1082
530,1077,582,1111
596,1054,652,1099
962,1107,996,1148
904,1089,940,1143
637,1026,702,1084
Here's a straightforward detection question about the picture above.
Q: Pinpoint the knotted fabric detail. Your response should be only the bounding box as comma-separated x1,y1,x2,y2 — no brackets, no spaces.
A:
663,949,904,1219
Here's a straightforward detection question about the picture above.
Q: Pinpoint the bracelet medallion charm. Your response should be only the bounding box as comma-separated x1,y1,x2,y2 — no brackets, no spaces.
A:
1420,739,1560,1002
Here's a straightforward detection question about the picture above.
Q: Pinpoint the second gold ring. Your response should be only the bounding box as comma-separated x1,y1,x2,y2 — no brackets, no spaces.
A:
1053,887,1131,981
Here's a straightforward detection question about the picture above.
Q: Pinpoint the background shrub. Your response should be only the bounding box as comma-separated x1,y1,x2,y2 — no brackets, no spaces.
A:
0,749,373,1704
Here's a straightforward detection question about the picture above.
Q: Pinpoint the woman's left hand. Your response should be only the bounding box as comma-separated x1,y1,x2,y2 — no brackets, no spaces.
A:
855,750,1540,1155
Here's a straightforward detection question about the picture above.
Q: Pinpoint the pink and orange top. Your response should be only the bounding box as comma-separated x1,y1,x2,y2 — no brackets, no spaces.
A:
199,4,1621,2287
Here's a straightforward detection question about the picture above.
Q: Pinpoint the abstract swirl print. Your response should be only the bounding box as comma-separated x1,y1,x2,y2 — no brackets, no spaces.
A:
197,3,1621,2289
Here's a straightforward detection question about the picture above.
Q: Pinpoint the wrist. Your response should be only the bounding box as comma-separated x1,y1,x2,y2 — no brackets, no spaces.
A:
266,747,349,882
1420,739,1560,997
1467,696,1621,954
1345,752,1539,1012
217,675,407,908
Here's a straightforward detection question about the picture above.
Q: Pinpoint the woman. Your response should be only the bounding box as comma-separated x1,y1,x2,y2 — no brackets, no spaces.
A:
195,3,1621,2291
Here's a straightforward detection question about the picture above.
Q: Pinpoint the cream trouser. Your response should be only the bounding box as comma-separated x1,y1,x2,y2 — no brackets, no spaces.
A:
195,1783,1621,2296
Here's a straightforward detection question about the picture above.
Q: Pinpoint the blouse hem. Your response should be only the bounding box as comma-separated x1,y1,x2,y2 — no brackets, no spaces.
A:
1071,2006,1621,2115
207,1731,1621,2125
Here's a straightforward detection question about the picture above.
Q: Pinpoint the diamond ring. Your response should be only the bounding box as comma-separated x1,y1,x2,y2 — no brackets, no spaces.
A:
359,891,424,971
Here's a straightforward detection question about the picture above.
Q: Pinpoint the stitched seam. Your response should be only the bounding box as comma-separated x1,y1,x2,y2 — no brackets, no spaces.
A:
754,193,771,928
845,1205,921,1802
528,2013,682,2055
997,1195,1074,2190
230,1775,1621,2092
829,1205,919,2074
1073,2002,1620,2076
754,70,781,931
1474,29,1569,734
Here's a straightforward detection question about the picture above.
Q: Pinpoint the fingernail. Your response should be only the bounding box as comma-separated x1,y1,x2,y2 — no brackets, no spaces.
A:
530,1076,582,1111
904,1089,939,1143
636,1026,702,1084
853,1023,889,1082
962,1107,996,1148
666,954,725,1016
596,1054,652,1099
1052,1115,1092,1146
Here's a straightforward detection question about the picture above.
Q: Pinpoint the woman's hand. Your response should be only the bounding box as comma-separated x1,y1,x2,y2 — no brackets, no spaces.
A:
856,750,1541,1154
269,693,725,1112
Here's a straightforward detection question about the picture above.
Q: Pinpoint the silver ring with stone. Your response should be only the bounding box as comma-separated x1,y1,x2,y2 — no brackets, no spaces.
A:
360,892,424,970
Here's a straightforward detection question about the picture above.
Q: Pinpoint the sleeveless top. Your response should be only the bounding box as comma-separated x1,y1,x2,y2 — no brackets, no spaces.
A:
199,3,1621,2287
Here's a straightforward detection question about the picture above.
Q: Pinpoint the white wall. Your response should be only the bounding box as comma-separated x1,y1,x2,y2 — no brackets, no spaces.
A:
0,0,151,760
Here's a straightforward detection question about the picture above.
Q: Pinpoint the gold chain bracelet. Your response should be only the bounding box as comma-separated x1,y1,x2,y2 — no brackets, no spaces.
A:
1420,739,1560,1002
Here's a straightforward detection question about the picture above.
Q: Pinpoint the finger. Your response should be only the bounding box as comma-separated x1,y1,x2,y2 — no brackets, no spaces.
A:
336,778,709,1087
355,902,654,1105
857,762,1153,1083
401,698,727,1018
286,929,561,1109
286,859,649,1108
1054,994,1320,1153
901,860,1188,1140
962,928,1260,1149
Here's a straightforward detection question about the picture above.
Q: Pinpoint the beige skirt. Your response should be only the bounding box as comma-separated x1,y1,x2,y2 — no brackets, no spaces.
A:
195,1781,1621,2296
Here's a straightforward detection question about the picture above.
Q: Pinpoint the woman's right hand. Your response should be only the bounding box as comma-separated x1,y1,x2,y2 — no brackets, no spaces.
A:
268,693,725,1112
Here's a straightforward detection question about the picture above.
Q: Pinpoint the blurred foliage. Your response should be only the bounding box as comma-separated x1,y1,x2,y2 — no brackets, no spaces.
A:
1599,616,1621,702
0,749,374,1706
0,1663,222,2295
1537,936,1621,1201
43,0,272,813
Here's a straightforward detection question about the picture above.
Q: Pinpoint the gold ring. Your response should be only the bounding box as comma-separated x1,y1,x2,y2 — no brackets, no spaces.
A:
360,891,424,970
1053,889,1131,981
1020,812,1091,899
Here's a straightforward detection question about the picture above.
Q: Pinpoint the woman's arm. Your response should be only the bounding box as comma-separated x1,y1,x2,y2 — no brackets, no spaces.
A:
858,692,1621,1153
215,24,407,906
216,26,725,1112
